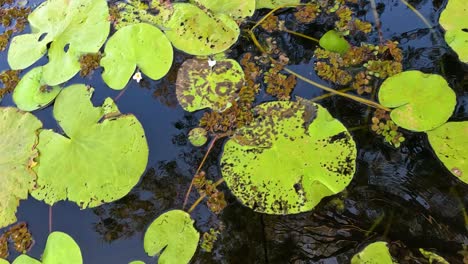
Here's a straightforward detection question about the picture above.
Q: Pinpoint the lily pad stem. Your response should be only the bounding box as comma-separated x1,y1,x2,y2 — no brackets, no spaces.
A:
187,178,225,214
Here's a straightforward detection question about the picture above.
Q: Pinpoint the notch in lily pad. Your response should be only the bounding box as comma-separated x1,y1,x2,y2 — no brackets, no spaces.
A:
378,70,456,132
319,30,350,55
100,23,173,90
144,210,199,264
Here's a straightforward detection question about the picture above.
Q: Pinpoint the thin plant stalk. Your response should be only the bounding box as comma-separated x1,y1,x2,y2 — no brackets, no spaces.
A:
187,178,225,214
369,0,384,44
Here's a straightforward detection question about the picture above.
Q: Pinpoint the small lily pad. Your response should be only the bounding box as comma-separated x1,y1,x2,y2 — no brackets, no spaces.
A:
13,67,62,111
31,84,149,208
192,0,255,19
176,58,244,112
100,23,173,90
7,0,110,86
427,121,468,184
188,127,208,147
319,30,350,55
378,71,456,132
220,100,357,214
144,210,199,264
162,3,240,56
13,255,41,264
0,107,42,228
256,0,301,9
439,0,468,63
351,242,393,264
128,261,145,264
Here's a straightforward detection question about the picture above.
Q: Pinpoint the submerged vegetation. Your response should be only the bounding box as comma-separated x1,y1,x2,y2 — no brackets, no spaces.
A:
0,0,467,263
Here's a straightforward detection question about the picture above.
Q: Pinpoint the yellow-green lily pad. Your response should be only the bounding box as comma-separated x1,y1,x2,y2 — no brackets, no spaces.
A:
439,0,468,63
351,242,393,264
378,71,456,132
256,0,301,9
319,30,350,55
220,100,357,214
427,121,468,184
192,0,255,19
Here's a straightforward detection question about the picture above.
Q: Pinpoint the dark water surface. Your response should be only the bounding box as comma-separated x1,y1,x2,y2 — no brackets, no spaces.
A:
1,0,467,263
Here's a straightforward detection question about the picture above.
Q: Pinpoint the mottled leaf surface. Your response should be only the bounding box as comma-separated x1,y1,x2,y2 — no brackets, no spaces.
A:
144,210,199,264
192,0,255,19
220,100,357,214
13,67,61,111
0,108,42,228
427,121,468,184
439,0,468,63
255,0,300,9
31,85,148,208
351,242,393,264
378,71,456,132
176,58,244,112
101,23,173,90
7,0,110,85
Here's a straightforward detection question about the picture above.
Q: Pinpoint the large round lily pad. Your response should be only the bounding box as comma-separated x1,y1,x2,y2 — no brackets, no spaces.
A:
100,23,173,90
378,71,456,132
13,67,62,111
162,3,240,56
0,107,42,228
351,242,393,264
31,84,148,208
427,121,468,184
220,100,357,214
7,0,110,86
439,0,468,63
192,0,255,19
144,210,199,264
176,58,244,112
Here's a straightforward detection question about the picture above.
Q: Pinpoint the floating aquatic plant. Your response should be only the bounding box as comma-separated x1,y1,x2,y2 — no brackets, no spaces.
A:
78,53,102,77
0,1,30,51
0,108,41,229
188,127,208,147
0,222,33,258
191,0,255,19
7,0,110,86
439,0,467,63
144,210,199,264
31,85,148,208
255,0,301,9
351,241,393,264
319,30,350,54
0,69,21,100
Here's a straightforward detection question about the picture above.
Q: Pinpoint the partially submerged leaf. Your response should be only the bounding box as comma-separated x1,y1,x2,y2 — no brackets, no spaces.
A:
351,242,393,264
319,30,350,55
378,71,456,132
192,0,255,19
13,67,61,111
188,127,208,147
427,121,468,184
144,210,199,264
176,58,244,112
7,0,110,86
100,23,173,90
255,0,301,9
439,0,468,63
220,100,357,214
31,85,149,207
162,3,240,56
0,108,42,228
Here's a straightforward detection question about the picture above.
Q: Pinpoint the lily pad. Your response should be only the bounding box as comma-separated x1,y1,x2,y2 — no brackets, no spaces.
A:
192,0,255,19
176,58,244,112
7,0,110,86
319,30,350,55
13,67,62,111
31,84,148,208
162,3,240,56
100,23,173,90
256,0,301,9
144,210,199,264
0,107,42,228
13,232,82,264
351,242,393,264
378,71,456,132
427,121,468,184
0,259,10,264
439,0,468,63
128,261,145,264
220,100,357,214
188,127,208,147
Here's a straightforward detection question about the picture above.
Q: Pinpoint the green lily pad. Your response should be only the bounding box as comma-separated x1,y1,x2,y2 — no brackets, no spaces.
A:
0,259,10,264
162,3,240,56
319,30,350,55
128,261,145,264
0,107,42,228
351,242,393,264
220,100,357,214
31,84,148,208
7,0,110,86
188,127,208,147
100,23,173,90
439,0,468,63
176,58,244,112
192,0,255,19
256,0,301,9
144,210,199,264
427,121,468,184
378,71,456,132
115,0,173,30
13,232,82,264
13,67,62,112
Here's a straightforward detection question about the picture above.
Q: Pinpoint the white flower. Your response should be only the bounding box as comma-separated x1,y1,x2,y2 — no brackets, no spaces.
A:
208,58,216,68
132,71,142,83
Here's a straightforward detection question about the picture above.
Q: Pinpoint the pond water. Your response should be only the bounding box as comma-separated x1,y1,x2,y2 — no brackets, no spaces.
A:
0,0,467,263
